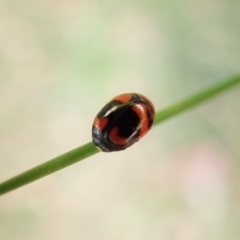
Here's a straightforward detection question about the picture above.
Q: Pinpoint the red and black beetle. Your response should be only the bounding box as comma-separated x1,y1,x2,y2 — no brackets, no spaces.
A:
92,93,155,152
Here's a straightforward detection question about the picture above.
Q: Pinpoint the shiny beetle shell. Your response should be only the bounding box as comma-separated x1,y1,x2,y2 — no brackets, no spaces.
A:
92,93,155,152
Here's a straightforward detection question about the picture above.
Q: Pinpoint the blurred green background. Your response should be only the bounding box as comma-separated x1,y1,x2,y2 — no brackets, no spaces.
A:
1,0,240,239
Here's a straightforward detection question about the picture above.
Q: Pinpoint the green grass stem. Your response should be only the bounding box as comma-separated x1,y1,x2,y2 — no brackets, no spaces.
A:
0,142,99,196
154,76,240,124
0,75,239,196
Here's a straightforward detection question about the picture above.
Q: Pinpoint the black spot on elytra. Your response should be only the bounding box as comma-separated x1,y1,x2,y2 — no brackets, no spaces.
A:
114,106,140,139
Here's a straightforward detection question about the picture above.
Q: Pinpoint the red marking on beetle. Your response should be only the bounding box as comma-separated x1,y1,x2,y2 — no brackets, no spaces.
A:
132,103,149,137
113,94,132,103
109,127,128,145
136,93,155,116
93,117,109,130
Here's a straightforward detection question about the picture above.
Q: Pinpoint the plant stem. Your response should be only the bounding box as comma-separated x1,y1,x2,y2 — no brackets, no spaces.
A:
0,142,99,196
0,76,240,196
154,75,240,124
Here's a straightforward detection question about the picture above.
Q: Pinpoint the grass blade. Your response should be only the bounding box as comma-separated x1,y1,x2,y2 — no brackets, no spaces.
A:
0,142,99,195
154,76,240,124
0,76,240,196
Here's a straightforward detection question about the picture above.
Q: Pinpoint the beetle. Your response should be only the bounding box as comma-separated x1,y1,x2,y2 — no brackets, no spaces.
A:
92,93,155,152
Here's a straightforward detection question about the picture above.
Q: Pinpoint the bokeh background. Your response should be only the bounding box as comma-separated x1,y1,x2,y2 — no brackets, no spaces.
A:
1,0,240,239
